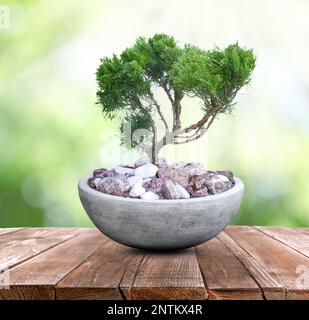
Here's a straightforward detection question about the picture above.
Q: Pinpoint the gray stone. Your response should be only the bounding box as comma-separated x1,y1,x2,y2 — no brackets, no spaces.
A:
79,175,244,250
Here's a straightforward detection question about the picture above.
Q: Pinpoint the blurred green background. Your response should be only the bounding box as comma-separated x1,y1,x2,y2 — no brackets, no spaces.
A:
1,0,308,227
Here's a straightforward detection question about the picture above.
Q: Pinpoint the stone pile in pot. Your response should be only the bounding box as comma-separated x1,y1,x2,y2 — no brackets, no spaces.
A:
88,157,235,200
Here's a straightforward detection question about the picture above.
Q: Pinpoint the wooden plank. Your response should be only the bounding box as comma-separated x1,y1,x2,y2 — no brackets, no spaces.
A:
0,228,107,300
0,228,81,270
295,228,309,236
255,226,309,258
196,236,263,300
56,241,145,300
0,228,26,236
218,231,285,299
130,248,207,300
223,226,309,300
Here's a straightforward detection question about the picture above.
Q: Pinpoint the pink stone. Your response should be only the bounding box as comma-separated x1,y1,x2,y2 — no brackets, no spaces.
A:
189,172,232,195
161,180,183,199
190,187,209,198
143,177,166,198
97,174,130,197
93,168,116,178
157,168,189,188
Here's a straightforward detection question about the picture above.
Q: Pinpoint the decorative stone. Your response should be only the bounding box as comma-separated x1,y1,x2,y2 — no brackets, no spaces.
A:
190,187,209,198
143,177,166,198
175,183,190,199
134,157,168,169
157,168,189,188
97,174,130,197
134,163,158,178
161,180,183,199
207,174,232,194
134,157,150,168
156,157,169,168
93,168,116,178
183,162,207,177
189,173,232,195
115,166,135,175
129,183,146,198
170,162,187,169
88,177,103,189
215,170,235,184
140,191,160,200
127,175,143,187
90,161,234,200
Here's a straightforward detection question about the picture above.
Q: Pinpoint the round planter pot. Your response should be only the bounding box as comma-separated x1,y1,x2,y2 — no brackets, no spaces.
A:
78,176,244,250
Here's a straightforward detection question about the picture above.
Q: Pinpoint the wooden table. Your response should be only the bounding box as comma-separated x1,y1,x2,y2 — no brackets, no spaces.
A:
0,226,308,300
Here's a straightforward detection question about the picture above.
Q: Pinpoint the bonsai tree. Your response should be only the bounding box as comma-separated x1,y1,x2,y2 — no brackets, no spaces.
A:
96,34,255,164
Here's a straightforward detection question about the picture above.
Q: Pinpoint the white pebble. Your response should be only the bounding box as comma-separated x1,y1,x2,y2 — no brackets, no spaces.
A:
93,178,103,188
140,191,159,200
134,163,158,178
175,184,190,199
115,166,135,175
134,156,150,168
129,183,146,198
215,174,230,182
127,175,143,187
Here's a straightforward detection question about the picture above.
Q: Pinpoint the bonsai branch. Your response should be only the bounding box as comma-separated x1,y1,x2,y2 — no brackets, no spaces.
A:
149,91,168,132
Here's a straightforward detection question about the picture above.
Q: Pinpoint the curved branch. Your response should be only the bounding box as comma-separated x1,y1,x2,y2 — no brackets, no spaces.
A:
149,91,169,132
173,112,217,145
173,104,221,137
161,82,174,105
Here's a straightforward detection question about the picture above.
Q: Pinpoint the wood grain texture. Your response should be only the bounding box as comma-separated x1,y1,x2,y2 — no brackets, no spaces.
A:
0,228,80,270
196,236,263,300
0,228,107,300
131,248,207,300
255,226,309,258
56,241,144,300
0,228,26,236
224,226,309,300
218,230,284,299
295,228,309,236
1,227,309,300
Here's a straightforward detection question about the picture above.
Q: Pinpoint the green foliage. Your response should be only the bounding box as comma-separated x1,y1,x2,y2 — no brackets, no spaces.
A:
171,43,256,112
121,34,182,85
96,34,256,151
96,55,151,119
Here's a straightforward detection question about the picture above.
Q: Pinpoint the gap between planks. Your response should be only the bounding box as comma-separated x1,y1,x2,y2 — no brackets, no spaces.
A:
222,226,309,300
0,228,107,300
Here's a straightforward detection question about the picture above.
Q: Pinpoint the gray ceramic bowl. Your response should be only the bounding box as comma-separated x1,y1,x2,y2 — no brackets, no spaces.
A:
78,175,244,250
